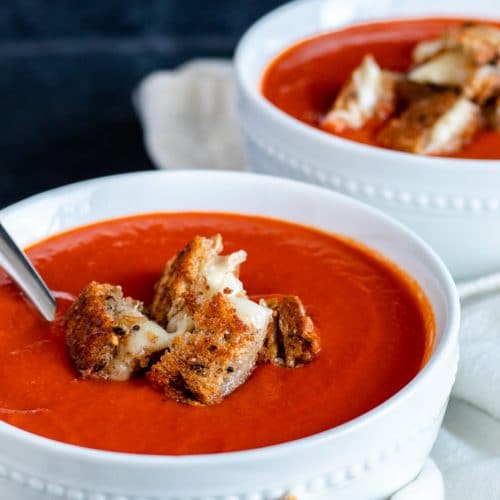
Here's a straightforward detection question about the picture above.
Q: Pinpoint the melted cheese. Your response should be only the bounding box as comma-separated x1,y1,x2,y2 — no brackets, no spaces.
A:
205,250,247,296
231,296,272,331
166,311,195,335
109,319,172,381
323,55,395,130
205,249,272,331
126,320,172,354
353,55,384,116
409,50,474,87
412,39,445,64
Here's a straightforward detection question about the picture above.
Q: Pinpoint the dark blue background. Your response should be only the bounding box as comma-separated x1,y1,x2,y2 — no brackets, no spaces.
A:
0,1,284,208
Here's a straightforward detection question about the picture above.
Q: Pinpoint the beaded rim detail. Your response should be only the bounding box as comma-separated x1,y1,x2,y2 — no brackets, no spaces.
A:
242,127,500,214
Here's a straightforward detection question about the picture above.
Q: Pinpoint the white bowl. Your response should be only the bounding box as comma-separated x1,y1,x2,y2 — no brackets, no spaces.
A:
0,171,458,500
235,0,500,281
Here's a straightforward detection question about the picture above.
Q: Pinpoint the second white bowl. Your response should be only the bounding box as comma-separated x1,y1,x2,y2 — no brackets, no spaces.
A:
235,0,500,280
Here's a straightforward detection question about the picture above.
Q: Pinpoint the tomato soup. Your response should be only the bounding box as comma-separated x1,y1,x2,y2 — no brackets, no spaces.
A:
0,213,433,454
262,17,500,159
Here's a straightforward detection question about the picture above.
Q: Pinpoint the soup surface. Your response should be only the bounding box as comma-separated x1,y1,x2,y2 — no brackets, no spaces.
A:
0,213,433,454
262,17,500,159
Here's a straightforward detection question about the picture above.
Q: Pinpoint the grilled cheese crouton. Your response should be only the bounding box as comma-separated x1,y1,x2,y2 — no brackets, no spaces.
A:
65,282,171,381
445,23,500,65
464,64,500,104
150,235,270,335
394,79,448,111
322,55,399,131
412,23,500,67
410,51,500,104
409,49,475,88
150,235,221,334
259,296,320,368
148,235,272,405
148,292,269,405
410,24,500,101
377,92,480,155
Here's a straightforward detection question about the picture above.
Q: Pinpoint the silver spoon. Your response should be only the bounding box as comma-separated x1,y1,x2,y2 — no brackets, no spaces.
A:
0,222,56,321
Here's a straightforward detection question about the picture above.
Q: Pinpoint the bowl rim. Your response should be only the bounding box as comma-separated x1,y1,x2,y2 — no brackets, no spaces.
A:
234,0,500,169
0,170,460,466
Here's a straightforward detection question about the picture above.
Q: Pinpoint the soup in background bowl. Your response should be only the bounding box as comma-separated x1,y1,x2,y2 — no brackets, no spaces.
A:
261,18,500,160
0,170,458,500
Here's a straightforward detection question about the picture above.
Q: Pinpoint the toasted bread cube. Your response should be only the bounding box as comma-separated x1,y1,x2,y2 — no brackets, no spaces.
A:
394,79,447,110
150,234,270,336
148,292,268,405
259,296,320,368
322,55,399,131
65,282,171,381
445,23,500,65
150,235,225,330
148,235,272,405
464,64,500,104
377,92,480,155
413,23,500,66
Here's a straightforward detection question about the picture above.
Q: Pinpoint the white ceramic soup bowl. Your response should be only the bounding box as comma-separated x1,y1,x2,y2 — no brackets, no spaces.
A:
0,171,458,500
235,0,500,281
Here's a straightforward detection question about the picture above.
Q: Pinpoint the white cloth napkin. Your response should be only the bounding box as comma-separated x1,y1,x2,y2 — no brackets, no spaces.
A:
134,61,500,500
134,60,246,171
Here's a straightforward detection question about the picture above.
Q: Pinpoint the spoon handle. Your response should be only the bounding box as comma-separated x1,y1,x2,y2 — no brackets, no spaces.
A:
0,223,56,321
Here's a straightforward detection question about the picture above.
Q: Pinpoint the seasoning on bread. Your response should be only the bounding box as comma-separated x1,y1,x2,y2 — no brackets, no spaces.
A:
259,295,320,368
65,282,171,381
377,92,480,155
147,235,272,405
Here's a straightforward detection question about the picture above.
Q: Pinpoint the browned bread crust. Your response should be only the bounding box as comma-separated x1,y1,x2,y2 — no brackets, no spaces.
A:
377,92,480,154
394,79,450,111
150,234,221,328
259,295,320,368
147,292,263,405
65,281,146,379
446,23,500,65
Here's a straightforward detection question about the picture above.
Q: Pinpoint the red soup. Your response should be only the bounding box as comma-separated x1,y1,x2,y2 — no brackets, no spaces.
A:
262,17,500,159
0,213,434,454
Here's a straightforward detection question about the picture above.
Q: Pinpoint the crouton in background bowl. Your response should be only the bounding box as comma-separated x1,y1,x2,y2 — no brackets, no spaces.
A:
235,0,500,280
0,170,458,499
